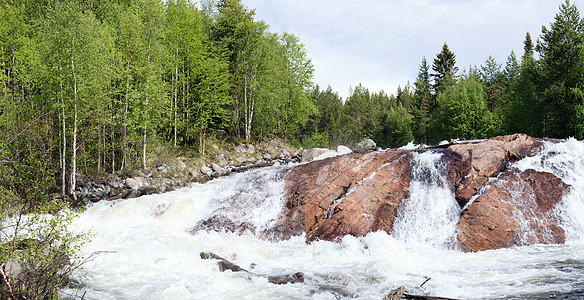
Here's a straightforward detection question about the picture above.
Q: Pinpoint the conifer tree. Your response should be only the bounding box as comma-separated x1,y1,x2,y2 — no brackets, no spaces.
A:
432,42,458,95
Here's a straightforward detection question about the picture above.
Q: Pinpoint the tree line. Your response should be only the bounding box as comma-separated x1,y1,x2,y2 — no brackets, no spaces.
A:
302,0,584,149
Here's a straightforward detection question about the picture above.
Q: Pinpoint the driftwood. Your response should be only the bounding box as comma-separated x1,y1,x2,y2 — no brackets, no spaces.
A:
200,252,304,285
230,161,276,174
403,294,459,300
384,284,459,300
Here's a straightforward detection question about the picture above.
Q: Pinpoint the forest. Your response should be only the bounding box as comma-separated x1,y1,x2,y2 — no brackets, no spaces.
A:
2,0,584,204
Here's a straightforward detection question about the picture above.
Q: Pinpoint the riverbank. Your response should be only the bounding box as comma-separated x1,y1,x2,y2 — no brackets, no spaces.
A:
70,137,302,207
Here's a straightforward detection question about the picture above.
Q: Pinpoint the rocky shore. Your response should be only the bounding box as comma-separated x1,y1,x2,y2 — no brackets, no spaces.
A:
71,139,302,206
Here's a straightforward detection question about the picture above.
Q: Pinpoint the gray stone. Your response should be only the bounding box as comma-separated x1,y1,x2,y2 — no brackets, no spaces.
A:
356,139,377,150
175,160,187,171
246,144,256,154
200,166,213,176
125,178,140,190
302,148,330,162
211,163,224,173
106,177,121,188
280,149,291,159
336,145,352,154
263,153,272,160
235,157,247,164
235,145,247,153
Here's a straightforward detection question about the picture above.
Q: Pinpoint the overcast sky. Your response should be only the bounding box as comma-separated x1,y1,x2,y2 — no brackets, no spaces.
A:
240,0,578,98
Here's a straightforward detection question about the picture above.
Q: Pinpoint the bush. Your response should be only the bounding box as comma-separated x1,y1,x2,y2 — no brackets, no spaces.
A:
0,197,86,299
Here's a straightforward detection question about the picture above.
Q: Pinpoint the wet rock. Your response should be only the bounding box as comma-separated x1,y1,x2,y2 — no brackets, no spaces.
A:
271,149,412,242
448,133,542,206
457,169,568,252
190,216,256,235
268,272,304,284
122,189,141,199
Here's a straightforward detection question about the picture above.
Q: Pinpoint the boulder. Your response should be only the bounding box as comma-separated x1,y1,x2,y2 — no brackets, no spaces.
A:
200,166,213,177
447,133,542,206
356,139,376,150
211,163,224,174
125,178,140,190
301,148,331,162
336,145,352,155
457,169,568,252
175,160,187,171
268,149,412,242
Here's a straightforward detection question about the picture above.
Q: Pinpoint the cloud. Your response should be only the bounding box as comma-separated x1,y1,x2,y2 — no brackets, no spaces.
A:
243,0,565,98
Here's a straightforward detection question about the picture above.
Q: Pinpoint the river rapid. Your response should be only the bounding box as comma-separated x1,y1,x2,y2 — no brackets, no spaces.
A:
64,139,584,299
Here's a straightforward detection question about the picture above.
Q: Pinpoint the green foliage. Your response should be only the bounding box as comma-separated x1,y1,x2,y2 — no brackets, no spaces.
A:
431,76,497,142
302,131,329,149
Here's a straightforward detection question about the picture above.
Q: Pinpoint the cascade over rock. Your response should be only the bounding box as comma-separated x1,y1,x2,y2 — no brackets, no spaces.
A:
191,134,568,252
447,133,543,206
457,169,568,252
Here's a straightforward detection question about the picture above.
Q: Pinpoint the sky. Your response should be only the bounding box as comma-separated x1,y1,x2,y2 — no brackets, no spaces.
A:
240,0,580,99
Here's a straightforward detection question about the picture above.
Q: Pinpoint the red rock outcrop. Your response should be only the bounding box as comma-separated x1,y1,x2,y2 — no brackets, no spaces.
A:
189,133,570,252
447,133,543,206
268,149,412,242
457,169,568,252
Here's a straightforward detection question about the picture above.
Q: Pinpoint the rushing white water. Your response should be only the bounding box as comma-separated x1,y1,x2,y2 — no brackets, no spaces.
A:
63,140,584,299
391,151,460,249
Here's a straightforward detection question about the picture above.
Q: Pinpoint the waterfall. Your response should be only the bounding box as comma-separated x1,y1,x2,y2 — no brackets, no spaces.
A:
512,138,584,243
391,151,460,249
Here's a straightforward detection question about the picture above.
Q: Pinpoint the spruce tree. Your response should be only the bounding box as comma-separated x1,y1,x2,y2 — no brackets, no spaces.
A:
432,42,458,95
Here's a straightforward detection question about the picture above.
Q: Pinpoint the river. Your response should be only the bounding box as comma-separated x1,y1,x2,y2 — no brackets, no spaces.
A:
63,139,584,299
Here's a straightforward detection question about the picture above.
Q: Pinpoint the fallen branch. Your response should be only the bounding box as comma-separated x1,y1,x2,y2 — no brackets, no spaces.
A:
200,251,304,285
403,294,459,300
384,285,459,300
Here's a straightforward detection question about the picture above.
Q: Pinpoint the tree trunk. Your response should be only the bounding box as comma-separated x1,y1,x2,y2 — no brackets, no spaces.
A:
173,43,179,147
58,49,67,197
122,60,130,171
70,37,78,201
142,36,152,170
